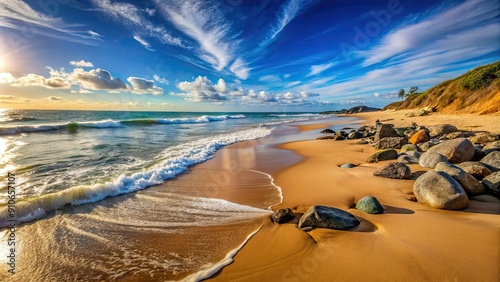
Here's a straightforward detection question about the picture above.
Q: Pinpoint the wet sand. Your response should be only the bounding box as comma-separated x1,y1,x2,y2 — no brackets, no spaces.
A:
210,111,500,282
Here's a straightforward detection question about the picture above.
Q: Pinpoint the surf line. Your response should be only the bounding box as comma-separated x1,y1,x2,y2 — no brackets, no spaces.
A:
6,172,17,275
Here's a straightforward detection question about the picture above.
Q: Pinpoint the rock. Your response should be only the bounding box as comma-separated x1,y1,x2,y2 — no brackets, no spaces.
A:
367,149,398,163
374,124,399,142
373,162,412,179
408,129,430,145
405,151,422,158
469,133,499,144
434,162,485,195
271,208,295,223
355,140,369,145
357,126,366,132
320,129,334,134
417,141,437,152
483,141,500,154
471,147,486,161
482,172,500,196
447,132,466,139
298,205,360,231
334,135,345,140
427,124,459,137
480,151,500,171
348,131,363,139
427,138,475,163
337,130,346,137
406,129,417,138
413,171,469,210
375,137,408,150
316,135,336,140
397,154,419,164
394,127,408,137
471,194,500,203
340,163,357,168
419,152,448,168
356,196,384,214
456,162,493,180
401,144,418,152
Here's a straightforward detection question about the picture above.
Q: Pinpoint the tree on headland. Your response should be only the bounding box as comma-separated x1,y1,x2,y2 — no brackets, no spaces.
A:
398,89,406,100
408,86,419,95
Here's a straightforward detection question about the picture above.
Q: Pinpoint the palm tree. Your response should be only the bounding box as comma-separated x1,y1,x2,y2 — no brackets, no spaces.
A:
408,86,419,95
398,88,406,100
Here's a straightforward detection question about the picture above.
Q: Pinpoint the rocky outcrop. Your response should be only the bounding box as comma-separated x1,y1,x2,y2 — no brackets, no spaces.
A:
427,138,475,163
271,208,295,224
373,162,412,179
367,149,398,163
419,152,448,168
434,162,485,195
356,196,384,214
298,205,360,231
413,171,469,210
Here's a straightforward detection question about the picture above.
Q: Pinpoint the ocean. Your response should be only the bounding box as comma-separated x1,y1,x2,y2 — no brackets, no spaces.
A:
0,109,334,281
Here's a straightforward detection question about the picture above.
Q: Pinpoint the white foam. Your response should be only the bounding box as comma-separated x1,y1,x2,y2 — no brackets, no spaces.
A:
77,119,123,128
155,114,246,124
268,113,318,117
0,126,273,227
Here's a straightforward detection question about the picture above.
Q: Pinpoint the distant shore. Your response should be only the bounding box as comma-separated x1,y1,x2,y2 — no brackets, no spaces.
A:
209,109,500,281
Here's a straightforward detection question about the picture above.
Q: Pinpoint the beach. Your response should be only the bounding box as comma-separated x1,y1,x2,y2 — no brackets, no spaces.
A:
209,110,500,281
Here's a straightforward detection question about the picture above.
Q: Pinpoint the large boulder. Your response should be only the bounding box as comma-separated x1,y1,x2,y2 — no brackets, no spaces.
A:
374,124,399,142
356,196,384,214
413,171,469,210
375,137,408,150
427,138,475,163
434,162,485,195
408,129,430,145
482,172,500,196
367,149,398,163
271,208,295,223
419,152,448,168
373,162,412,179
456,162,493,180
417,141,438,152
480,151,500,172
298,205,360,231
427,124,459,137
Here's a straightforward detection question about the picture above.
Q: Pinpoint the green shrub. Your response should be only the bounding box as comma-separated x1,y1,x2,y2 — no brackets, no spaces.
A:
460,61,500,90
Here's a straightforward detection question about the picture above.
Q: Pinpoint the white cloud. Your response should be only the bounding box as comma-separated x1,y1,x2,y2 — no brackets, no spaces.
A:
259,75,282,83
72,68,127,90
0,73,15,84
9,73,71,89
229,58,251,80
285,81,301,88
306,62,335,77
361,0,500,66
283,74,292,79
127,77,164,95
133,35,154,51
69,60,94,68
153,75,169,85
261,0,319,46
373,93,380,97
0,0,102,45
0,95,31,104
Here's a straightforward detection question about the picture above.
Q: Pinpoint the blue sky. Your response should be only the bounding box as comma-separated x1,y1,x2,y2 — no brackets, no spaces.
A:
0,0,498,112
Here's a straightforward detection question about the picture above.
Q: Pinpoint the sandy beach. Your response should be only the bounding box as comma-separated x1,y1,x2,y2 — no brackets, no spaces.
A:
209,110,500,281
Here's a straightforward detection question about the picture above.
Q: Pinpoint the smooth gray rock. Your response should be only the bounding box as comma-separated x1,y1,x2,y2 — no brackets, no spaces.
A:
419,152,448,168
427,138,475,163
482,172,500,196
480,151,500,172
375,137,408,150
356,196,384,214
271,208,295,224
397,154,419,164
428,124,459,137
298,205,360,231
374,124,399,142
373,162,412,179
340,163,357,168
413,171,469,210
434,162,485,195
367,149,398,163
456,161,493,180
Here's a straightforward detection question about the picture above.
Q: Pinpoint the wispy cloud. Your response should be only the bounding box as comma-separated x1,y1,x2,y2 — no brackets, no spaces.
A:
361,0,500,66
92,0,183,47
133,35,154,51
70,60,94,68
259,75,282,83
0,0,102,45
306,62,336,77
260,0,319,47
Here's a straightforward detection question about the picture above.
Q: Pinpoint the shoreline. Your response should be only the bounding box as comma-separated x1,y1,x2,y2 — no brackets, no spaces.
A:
209,110,500,281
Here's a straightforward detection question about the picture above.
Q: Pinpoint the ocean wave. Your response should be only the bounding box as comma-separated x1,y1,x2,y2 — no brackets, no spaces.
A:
0,126,273,227
0,115,247,136
268,113,318,117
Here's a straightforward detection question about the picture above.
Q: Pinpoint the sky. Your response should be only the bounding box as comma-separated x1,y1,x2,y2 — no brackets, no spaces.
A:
0,0,498,112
